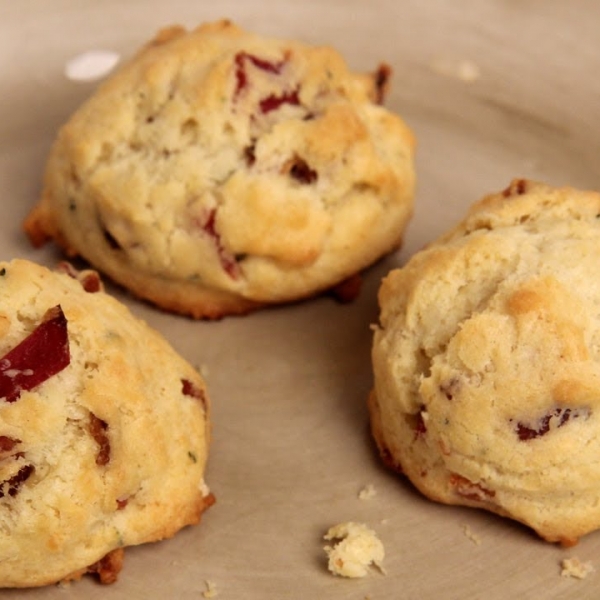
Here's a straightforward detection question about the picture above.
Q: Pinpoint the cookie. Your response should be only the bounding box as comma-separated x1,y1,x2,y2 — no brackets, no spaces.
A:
24,19,415,319
370,179,600,545
0,259,213,587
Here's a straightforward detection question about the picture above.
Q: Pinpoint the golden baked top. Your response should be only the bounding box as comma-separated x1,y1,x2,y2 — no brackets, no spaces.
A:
371,179,600,545
26,20,415,318
0,259,212,586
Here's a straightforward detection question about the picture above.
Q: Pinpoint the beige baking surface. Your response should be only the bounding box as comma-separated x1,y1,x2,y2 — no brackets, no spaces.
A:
2,0,600,598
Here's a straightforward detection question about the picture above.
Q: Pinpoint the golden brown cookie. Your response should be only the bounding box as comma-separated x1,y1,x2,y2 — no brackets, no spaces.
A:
0,259,212,587
24,20,415,318
370,179,600,545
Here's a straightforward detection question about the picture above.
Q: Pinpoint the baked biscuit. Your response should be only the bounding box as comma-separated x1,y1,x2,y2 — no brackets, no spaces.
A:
370,179,600,545
24,19,415,319
0,259,213,587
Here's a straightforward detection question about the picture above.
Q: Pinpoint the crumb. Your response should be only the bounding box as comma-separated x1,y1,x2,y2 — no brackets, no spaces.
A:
560,557,594,580
462,523,482,546
202,579,218,598
198,363,210,378
430,57,481,82
323,522,385,578
358,484,377,500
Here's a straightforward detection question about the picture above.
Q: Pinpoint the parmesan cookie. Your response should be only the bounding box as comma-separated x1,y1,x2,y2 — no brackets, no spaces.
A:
24,19,415,319
370,179,600,546
0,259,213,587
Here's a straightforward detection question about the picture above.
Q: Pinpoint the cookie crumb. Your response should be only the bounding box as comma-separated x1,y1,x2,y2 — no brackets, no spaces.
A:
202,579,218,598
560,557,594,580
324,522,385,578
430,57,481,82
462,523,482,545
358,484,377,500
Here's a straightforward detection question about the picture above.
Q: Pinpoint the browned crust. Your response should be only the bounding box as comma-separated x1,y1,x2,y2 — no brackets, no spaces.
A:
23,206,266,320
368,390,582,546
56,492,216,587
23,202,57,249
86,548,124,585
23,204,385,319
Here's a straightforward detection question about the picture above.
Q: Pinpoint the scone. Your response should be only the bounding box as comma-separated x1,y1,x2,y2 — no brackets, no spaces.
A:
0,259,213,587
24,19,415,319
370,179,600,546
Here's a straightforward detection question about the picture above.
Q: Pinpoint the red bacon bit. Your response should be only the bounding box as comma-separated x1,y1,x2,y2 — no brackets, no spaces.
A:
259,88,300,114
0,436,20,453
86,548,124,585
373,63,392,105
202,210,240,279
502,178,529,197
512,407,589,441
234,51,287,96
116,497,128,510
0,463,34,498
0,306,70,402
449,473,495,503
233,51,301,115
89,413,110,466
203,492,217,511
79,272,102,293
181,378,202,398
58,262,102,293
181,378,207,410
